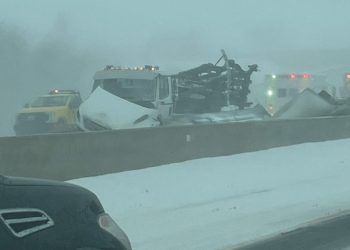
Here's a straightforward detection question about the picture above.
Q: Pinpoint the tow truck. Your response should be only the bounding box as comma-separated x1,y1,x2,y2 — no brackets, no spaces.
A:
77,50,260,131
14,90,82,135
77,65,174,130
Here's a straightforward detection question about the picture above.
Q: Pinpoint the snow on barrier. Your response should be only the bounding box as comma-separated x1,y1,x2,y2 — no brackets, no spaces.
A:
1,116,350,180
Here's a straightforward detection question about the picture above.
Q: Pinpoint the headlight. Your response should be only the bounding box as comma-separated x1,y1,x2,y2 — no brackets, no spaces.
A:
98,213,132,250
267,90,273,96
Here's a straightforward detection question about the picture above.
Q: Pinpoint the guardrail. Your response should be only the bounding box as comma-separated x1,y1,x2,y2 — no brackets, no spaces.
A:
1,116,350,180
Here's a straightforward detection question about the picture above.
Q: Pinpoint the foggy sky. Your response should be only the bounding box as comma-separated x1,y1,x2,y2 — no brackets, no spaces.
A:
1,0,350,136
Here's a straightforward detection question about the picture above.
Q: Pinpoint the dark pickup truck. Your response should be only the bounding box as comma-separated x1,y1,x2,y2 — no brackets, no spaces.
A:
0,175,132,250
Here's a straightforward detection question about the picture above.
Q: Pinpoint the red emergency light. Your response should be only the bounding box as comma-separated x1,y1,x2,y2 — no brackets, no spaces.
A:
303,73,310,80
290,73,297,80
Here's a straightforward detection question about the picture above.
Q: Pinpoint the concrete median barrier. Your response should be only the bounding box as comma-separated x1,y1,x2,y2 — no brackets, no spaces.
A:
1,116,350,180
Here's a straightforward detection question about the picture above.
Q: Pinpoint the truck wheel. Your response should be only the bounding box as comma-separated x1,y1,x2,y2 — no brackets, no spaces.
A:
157,115,164,126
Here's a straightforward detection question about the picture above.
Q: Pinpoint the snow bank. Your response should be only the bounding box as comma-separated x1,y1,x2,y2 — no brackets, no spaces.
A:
70,138,350,250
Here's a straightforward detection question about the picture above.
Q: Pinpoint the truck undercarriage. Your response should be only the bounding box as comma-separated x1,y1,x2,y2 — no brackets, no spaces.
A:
174,50,258,113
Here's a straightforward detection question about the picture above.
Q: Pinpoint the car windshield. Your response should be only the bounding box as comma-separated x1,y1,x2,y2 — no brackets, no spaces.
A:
101,78,156,102
31,96,69,107
3,1,350,250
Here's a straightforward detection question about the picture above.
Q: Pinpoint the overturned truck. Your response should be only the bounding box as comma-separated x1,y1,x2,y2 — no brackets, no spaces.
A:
77,50,259,131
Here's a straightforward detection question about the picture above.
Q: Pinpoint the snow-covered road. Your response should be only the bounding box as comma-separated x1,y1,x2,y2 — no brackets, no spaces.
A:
70,138,350,250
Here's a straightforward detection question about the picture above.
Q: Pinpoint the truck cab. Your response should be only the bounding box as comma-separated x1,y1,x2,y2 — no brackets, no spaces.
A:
14,90,82,135
77,66,175,131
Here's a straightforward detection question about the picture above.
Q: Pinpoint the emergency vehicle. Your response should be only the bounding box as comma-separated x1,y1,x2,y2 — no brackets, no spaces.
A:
263,73,333,115
340,72,350,97
14,90,82,135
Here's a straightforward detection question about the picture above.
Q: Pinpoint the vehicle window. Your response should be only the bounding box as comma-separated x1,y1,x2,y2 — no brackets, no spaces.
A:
102,78,156,101
159,77,169,99
3,2,350,250
31,96,69,107
289,88,298,97
92,80,103,92
69,96,81,108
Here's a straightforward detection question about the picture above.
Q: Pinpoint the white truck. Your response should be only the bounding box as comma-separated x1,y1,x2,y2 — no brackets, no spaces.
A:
77,65,175,130
77,51,260,131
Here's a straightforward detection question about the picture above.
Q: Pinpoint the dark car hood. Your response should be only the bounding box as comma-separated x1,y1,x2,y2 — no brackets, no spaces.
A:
0,175,77,188
0,175,125,250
